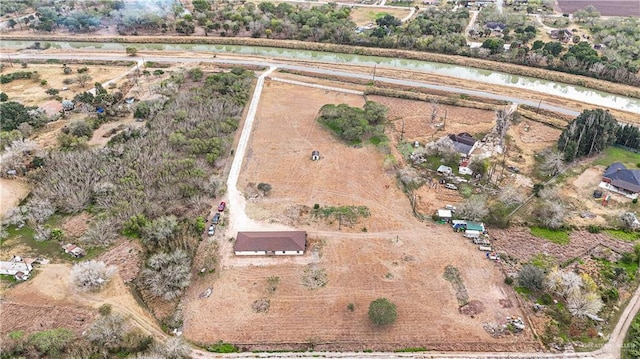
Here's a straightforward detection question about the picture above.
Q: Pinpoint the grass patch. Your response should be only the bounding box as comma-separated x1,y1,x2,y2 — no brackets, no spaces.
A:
593,146,640,168
514,286,531,296
207,341,238,353
0,274,18,283
530,226,570,245
605,229,639,242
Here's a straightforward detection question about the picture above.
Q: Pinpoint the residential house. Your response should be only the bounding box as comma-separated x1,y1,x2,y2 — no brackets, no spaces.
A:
549,29,573,42
0,256,33,281
601,162,640,198
448,133,478,157
485,21,507,32
234,231,307,256
62,243,86,258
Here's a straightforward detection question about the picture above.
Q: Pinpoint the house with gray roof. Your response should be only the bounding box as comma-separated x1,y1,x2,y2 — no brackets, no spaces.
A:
448,133,478,157
602,162,640,198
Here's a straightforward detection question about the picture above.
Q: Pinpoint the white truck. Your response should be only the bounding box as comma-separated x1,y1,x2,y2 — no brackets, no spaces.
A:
478,245,492,251
463,230,481,239
473,236,491,246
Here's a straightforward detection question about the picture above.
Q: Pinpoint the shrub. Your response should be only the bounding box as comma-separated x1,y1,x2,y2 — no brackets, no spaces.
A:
70,260,117,292
588,225,601,233
504,276,514,285
518,264,545,291
368,297,398,326
0,92,7,102
207,341,238,353
140,250,192,300
347,303,355,311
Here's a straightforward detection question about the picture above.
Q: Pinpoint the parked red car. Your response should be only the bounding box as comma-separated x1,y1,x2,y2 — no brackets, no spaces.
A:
217,201,226,212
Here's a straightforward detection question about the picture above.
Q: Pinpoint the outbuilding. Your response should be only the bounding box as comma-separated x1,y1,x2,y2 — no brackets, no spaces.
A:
234,231,307,256
311,151,320,161
437,209,453,222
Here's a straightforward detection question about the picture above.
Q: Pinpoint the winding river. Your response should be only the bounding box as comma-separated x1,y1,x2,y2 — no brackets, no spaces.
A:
2,40,639,114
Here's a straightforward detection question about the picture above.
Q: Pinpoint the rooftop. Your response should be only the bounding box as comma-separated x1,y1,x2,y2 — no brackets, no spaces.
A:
234,231,307,252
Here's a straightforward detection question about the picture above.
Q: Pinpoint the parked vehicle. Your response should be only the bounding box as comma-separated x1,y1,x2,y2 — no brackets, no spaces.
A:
212,213,220,225
463,230,481,239
217,201,226,212
445,204,457,212
444,183,458,190
208,226,215,236
473,236,491,245
478,245,492,251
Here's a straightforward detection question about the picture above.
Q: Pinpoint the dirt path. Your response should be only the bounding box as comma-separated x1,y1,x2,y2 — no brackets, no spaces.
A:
0,178,30,219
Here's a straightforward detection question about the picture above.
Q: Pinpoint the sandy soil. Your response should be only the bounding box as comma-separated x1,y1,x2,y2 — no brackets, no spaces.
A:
503,119,562,175
238,80,415,233
350,7,411,26
183,80,536,351
184,231,537,351
0,261,163,338
0,178,30,220
0,63,131,107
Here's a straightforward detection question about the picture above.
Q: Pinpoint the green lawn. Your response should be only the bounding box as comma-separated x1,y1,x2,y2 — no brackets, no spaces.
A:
605,229,639,242
594,147,640,168
530,227,570,245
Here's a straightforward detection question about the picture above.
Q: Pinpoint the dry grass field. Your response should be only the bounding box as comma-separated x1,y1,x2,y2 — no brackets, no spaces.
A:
0,63,131,107
349,7,411,26
556,0,640,16
182,79,536,351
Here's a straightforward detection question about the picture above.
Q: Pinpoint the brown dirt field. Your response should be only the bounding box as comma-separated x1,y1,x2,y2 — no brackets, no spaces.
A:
368,95,497,144
492,228,635,265
87,114,143,147
0,178,30,219
60,212,92,239
503,119,562,175
350,7,411,26
0,263,164,338
0,63,131,107
184,80,537,351
98,240,143,284
238,80,415,232
557,0,640,16
184,233,537,351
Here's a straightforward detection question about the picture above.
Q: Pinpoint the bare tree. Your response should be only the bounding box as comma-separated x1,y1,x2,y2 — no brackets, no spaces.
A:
567,292,603,317
494,106,514,147
76,74,93,88
539,150,565,176
33,224,52,242
86,312,129,352
25,196,55,225
152,337,191,359
518,264,545,291
457,195,489,221
0,139,42,177
140,250,191,300
535,200,566,229
17,122,33,137
142,215,178,249
429,98,439,124
70,260,117,292
498,186,525,206
621,212,638,229
82,218,118,247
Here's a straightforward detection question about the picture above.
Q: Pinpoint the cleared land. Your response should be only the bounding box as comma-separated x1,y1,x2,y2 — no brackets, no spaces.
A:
182,80,535,351
350,7,411,26
0,178,30,219
0,63,131,107
557,0,640,16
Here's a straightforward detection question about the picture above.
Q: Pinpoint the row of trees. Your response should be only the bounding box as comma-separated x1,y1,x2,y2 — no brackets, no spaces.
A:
557,109,639,162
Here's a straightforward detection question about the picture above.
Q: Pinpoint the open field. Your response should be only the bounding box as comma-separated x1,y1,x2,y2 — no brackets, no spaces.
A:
0,63,131,107
184,233,536,351
0,178,30,219
557,0,640,17
350,7,411,26
183,80,535,351
237,80,414,232
593,146,640,168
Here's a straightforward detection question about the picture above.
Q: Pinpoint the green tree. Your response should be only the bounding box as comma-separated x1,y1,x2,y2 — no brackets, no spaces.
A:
557,109,618,161
481,38,505,54
368,297,398,326
0,101,38,131
518,264,545,291
0,92,8,102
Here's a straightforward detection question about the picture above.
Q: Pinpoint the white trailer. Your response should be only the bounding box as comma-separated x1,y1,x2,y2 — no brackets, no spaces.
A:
464,230,481,239
478,245,492,251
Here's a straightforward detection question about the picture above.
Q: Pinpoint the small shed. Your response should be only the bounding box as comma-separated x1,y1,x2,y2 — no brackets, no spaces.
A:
62,243,86,258
437,209,452,222
311,151,320,161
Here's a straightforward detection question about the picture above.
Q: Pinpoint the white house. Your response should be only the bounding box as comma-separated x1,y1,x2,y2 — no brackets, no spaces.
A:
0,256,33,281
234,231,307,256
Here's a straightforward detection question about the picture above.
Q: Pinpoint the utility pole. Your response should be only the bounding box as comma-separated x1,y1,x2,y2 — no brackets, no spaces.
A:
443,109,447,130
536,99,542,114
372,64,377,82
400,120,405,142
